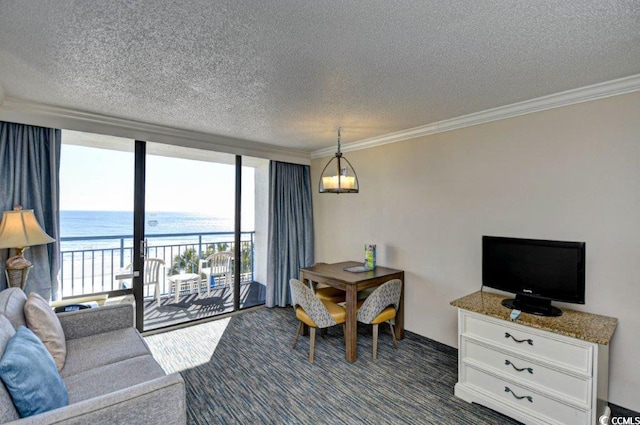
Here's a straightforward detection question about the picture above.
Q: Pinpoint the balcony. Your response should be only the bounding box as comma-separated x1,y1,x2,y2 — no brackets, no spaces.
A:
59,231,265,330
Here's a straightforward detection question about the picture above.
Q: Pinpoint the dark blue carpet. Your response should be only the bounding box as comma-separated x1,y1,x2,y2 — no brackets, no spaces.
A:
152,307,523,424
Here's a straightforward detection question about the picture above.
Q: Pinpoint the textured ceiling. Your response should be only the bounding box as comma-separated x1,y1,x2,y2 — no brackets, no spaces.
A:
0,0,638,152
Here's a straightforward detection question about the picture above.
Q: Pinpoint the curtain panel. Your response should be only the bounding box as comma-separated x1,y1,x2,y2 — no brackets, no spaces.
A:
266,161,314,307
0,121,61,300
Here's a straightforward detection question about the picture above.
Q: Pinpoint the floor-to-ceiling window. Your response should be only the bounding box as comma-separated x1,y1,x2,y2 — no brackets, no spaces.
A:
59,131,267,332
59,131,135,299
241,156,269,309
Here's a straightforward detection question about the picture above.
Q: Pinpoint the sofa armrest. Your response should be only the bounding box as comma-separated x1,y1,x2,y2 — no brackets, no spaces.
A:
57,303,134,340
6,373,186,425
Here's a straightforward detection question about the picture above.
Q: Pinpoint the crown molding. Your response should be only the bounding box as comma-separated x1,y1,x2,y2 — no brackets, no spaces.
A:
311,73,640,159
0,98,311,165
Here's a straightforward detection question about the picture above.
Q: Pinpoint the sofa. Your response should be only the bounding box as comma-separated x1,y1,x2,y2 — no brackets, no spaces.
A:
0,288,186,424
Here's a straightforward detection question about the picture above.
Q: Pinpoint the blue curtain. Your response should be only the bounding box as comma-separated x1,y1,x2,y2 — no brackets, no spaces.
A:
266,161,314,307
0,121,61,300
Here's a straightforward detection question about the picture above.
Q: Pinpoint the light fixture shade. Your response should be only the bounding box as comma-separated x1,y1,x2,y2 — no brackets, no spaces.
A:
319,154,359,193
0,209,55,249
319,128,359,194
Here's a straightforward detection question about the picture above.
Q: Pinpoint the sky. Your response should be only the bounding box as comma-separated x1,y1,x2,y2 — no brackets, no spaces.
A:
60,144,254,219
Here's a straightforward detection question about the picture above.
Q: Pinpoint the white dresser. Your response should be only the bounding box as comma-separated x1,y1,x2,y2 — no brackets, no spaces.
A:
451,291,617,425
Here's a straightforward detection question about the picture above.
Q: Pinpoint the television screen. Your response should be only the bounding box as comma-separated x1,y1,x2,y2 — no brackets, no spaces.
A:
482,236,585,316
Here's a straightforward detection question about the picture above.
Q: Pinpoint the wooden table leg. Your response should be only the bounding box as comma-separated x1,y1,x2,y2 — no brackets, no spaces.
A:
345,284,358,363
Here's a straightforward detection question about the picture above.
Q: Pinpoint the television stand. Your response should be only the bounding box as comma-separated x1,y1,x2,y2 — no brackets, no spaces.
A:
502,295,562,317
451,291,617,425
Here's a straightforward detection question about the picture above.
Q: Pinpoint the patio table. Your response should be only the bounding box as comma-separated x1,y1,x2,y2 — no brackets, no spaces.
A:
167,273,201,302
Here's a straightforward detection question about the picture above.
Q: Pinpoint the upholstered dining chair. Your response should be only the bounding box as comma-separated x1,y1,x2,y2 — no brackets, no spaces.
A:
356,278,402,360
313,286,346,303
289,278,346,363
307,263,346,303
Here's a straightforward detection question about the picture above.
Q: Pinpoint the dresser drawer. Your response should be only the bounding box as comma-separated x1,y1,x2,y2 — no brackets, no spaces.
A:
461,338,591,405
461,312,592,374
463,365,590,425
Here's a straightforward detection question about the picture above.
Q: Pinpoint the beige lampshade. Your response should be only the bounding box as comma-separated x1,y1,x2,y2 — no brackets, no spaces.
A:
0,209,55,249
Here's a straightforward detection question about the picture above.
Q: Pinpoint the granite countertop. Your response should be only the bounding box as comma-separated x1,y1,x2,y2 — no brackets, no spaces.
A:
450,291,618,345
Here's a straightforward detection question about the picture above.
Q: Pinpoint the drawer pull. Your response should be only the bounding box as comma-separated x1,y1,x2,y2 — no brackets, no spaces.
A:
505,359,533,374
505,386,533,403
504,332,533,345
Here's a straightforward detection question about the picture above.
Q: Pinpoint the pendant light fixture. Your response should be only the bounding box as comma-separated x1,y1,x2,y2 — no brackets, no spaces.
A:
319,128,359,194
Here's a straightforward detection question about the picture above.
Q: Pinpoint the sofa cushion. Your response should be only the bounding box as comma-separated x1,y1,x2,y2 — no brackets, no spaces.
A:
0,326,68,417
0,315,19,422
60,327,150,378
0,315,16,356
64,355,166,404
0,288,27,330
24,292,67,371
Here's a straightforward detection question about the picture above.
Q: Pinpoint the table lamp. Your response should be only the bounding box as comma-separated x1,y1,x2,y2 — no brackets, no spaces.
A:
0,206,55,289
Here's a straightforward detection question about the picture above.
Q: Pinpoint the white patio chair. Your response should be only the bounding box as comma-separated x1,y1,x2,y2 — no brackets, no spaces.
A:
118,258,165,304
198,251,233,292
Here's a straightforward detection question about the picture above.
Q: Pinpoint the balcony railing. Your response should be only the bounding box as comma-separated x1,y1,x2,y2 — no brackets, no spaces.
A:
59,231,255,299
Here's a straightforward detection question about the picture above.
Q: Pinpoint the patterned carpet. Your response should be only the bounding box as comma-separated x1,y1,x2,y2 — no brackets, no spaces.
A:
146,307,521,424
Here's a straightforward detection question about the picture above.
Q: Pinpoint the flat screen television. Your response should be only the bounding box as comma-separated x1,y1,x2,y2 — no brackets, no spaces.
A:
482,236,585,317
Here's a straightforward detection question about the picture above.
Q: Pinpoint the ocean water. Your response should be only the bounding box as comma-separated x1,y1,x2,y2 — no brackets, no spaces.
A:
61,210,235,238
60,210,238,249
59,211,242,297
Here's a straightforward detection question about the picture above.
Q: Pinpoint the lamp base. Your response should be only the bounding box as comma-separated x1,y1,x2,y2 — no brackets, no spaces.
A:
5,253,33,290
5,266,32,290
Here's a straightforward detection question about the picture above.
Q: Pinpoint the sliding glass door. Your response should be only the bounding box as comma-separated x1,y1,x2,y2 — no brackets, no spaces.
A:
60,132,267,332
141,142,238,331
59,131,136,301
240,155,268,309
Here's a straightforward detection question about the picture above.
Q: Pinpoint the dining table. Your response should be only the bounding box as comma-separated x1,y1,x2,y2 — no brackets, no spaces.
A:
299,261,405,363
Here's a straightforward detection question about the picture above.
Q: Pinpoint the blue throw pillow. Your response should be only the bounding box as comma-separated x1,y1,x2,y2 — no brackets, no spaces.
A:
0,326,68,417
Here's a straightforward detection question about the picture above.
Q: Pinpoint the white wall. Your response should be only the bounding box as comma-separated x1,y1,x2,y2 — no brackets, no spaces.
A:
311,91,640,411
253,161,269,284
